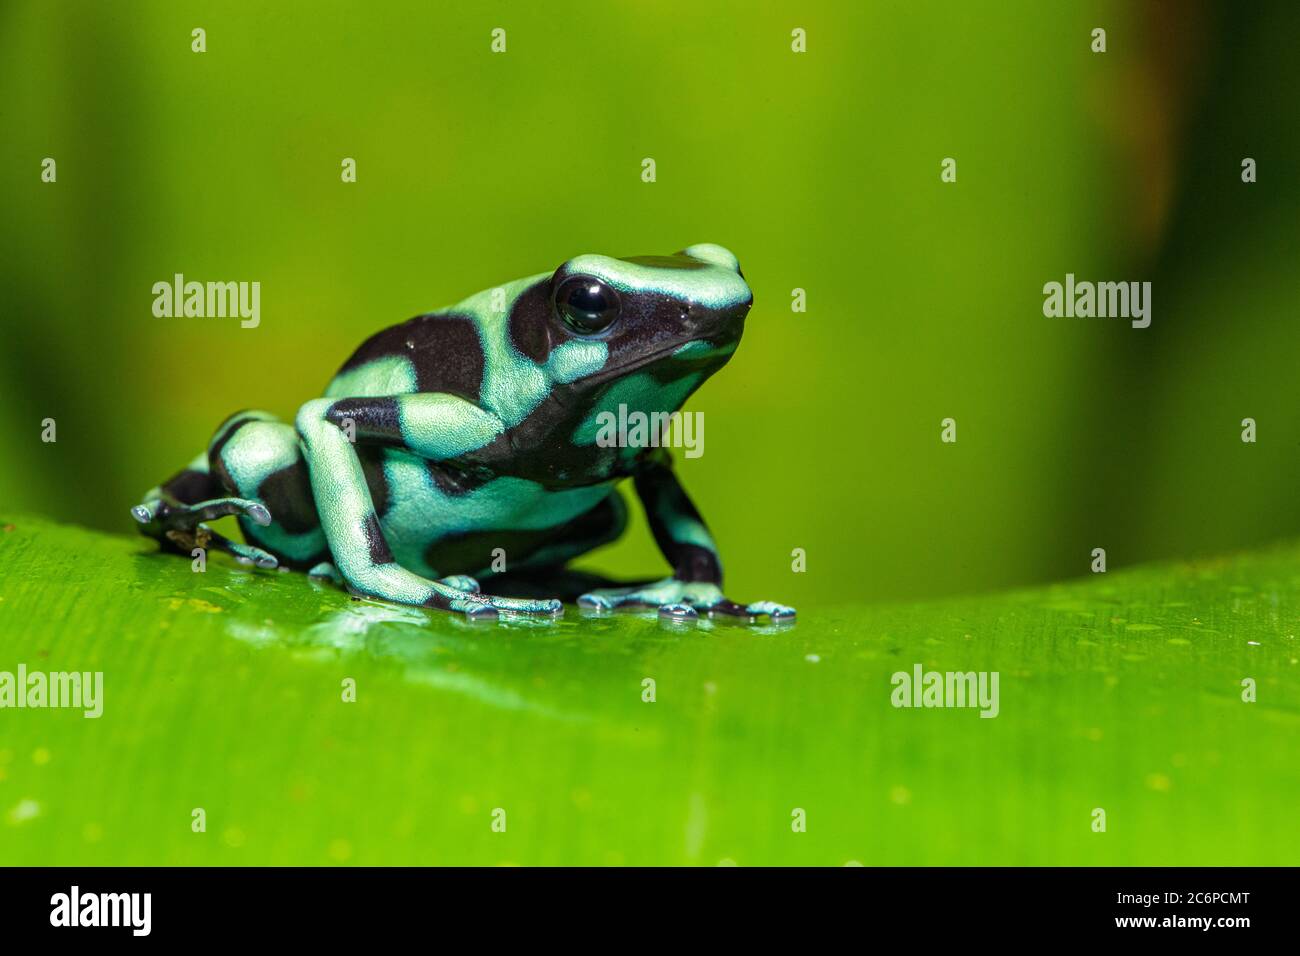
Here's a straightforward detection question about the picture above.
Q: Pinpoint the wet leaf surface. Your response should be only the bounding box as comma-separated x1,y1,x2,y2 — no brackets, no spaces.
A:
0,516,1295,864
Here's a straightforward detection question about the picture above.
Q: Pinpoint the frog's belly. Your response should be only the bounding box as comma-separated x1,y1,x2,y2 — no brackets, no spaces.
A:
373,450,614,577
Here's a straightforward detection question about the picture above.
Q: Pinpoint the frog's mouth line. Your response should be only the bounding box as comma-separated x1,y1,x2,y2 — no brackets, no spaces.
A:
566,338,738,391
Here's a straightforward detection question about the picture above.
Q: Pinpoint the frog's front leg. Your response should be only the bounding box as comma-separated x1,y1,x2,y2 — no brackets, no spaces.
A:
577,453,796,624
294,396,561,620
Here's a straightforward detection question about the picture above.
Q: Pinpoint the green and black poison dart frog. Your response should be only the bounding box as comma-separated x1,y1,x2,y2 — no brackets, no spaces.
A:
132,244,795,623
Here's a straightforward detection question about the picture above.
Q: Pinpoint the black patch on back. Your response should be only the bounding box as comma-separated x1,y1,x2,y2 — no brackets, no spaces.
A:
506,280,554,364
335,313,485,402
256,461,319,535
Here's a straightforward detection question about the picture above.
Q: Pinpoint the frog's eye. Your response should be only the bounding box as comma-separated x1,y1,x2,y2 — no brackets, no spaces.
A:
554,275,621,335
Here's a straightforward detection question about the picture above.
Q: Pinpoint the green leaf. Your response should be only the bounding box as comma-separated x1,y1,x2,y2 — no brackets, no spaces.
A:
0,515,1294,865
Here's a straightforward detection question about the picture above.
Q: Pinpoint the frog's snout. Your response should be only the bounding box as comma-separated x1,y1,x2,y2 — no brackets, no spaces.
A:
726,289,754,323
680,243,751,329
690,281,751,341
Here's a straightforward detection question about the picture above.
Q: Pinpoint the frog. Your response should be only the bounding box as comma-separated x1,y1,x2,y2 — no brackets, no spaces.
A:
131,243,795,624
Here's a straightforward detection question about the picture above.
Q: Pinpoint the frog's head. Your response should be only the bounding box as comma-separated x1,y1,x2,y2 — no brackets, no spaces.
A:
474,244,752,481
527,243,752,389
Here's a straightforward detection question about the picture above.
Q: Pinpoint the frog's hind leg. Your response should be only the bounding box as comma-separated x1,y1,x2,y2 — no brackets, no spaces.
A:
206,411,330,570
133,410,328,571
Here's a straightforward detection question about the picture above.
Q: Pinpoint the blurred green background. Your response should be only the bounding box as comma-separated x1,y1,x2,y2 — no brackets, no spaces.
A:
1,0,1297,605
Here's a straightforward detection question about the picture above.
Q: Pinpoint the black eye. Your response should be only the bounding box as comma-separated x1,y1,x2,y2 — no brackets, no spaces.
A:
554,276,620,335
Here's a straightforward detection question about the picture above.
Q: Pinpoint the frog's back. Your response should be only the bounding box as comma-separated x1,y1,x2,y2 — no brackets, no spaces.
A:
323,273,550,403
323,310,487,402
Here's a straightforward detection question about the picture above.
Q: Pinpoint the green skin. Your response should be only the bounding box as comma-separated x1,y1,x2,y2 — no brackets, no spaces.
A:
132,243,794,623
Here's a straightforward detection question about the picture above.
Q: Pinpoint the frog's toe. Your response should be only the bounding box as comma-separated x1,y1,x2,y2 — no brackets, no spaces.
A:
179,523,279,570
461,603,500,621
130,504,154,524
454,591,562,618
747,600,797,623
245,502,273,526
488,595,563,616
577,591,616,612
578,578,690,613
658,602,698,621
438,574,480,592
221,537,279,569
704,599,797,624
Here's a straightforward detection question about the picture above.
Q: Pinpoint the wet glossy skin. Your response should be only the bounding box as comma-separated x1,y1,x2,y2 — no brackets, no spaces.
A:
131,244,795,623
